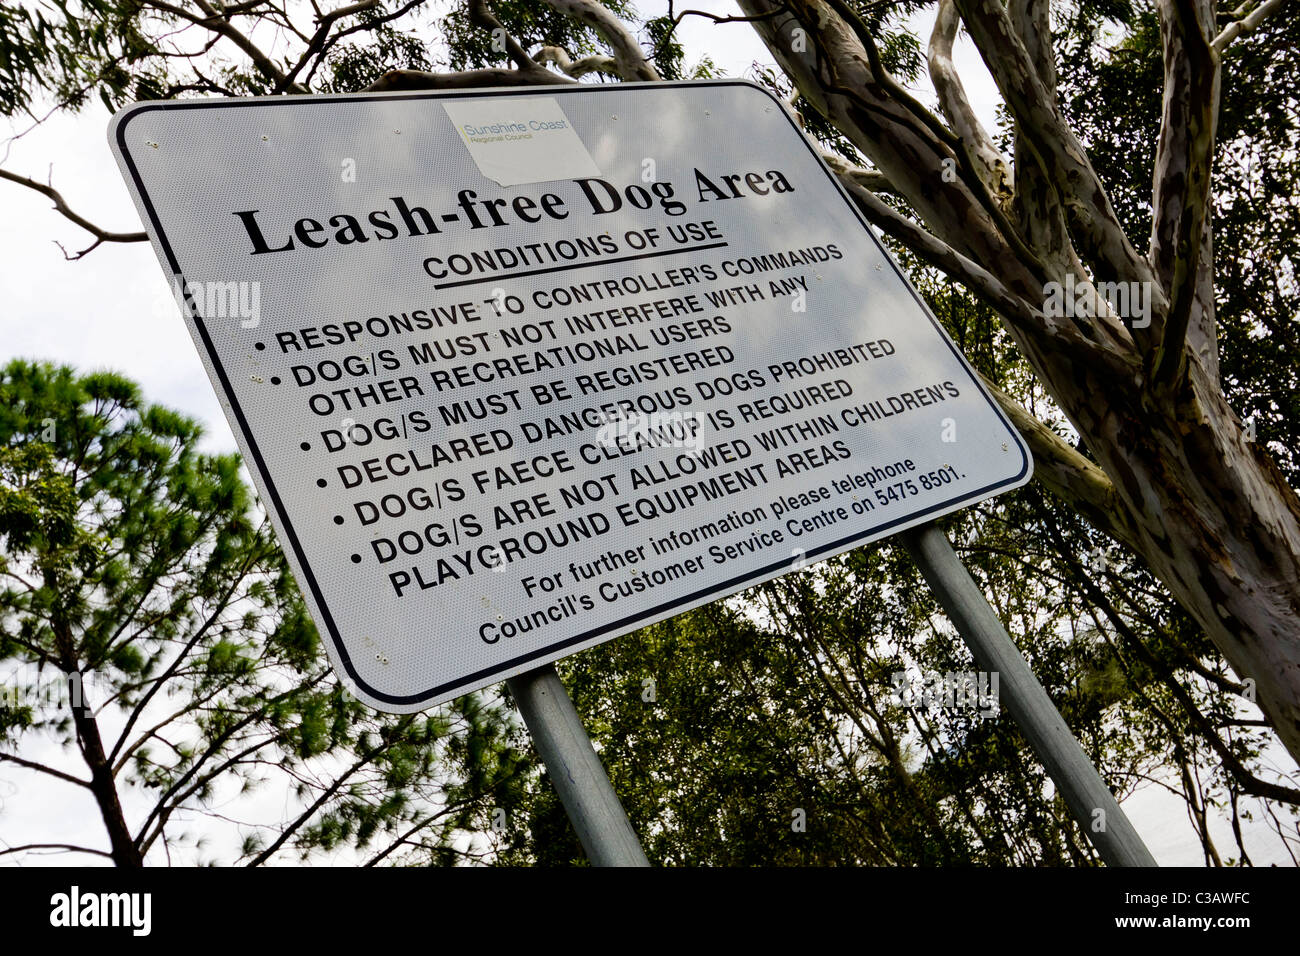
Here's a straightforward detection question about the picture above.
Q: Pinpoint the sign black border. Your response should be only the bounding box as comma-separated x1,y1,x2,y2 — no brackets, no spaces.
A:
111,79,1031,707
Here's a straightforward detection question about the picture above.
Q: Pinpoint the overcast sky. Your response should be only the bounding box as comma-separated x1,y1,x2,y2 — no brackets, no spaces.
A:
0,0,1291,867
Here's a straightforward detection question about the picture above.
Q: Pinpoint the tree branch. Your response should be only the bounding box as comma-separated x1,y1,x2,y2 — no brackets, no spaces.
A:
540,0,661,81
1042,512,1300,806
929,0,1012,200
468,0,559,81
299,0,428,89
953,0,1161,295
245,751,374,865
1003,0,1090,280
1187,215,1220,384
109,542,269,766
738,0,1054,305
246,717,412,866
0,843,113,859
276,0,382,93
819,152,895,193
1149,0,1219,390
1010,0,1056,92
980,379,1144,555
133,673,328,851
362,804,459,866
146,0,306,93
0,168,147,258
363,67,572,92
825,0,1054,280
0,751,92,788
836,173,1119,362
1212,0,1288,54
137,734,274,855
533,45,621,80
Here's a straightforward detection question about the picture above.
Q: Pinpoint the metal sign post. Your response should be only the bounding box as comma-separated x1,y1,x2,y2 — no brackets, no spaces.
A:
506,664,649,866
901,523,1157,867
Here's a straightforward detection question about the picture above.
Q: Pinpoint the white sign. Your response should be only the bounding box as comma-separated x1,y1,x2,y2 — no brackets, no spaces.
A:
109,81,1031,713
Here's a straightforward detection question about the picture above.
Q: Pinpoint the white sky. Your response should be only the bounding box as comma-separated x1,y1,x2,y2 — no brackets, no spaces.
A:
0,0,1293,867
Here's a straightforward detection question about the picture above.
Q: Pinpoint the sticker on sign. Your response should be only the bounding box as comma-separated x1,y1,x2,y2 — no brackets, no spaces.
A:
109,80,1031,712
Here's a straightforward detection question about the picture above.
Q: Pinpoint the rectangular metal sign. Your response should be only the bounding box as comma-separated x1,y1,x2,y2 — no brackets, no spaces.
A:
110,80,1031,712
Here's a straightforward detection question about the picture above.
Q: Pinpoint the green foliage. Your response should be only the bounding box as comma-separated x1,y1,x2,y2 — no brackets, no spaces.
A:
0,0,171,116
0,360,525,864
437,0,633,74
320,23,438,94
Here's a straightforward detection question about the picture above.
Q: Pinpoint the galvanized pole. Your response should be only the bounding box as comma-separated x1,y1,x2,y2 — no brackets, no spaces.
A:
506,664,650,867
900,522,1157,867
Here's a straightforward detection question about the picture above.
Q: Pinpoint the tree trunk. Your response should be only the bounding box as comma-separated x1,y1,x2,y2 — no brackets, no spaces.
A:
1061,356,1300,760
50,610,144,867
71,686,146,867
